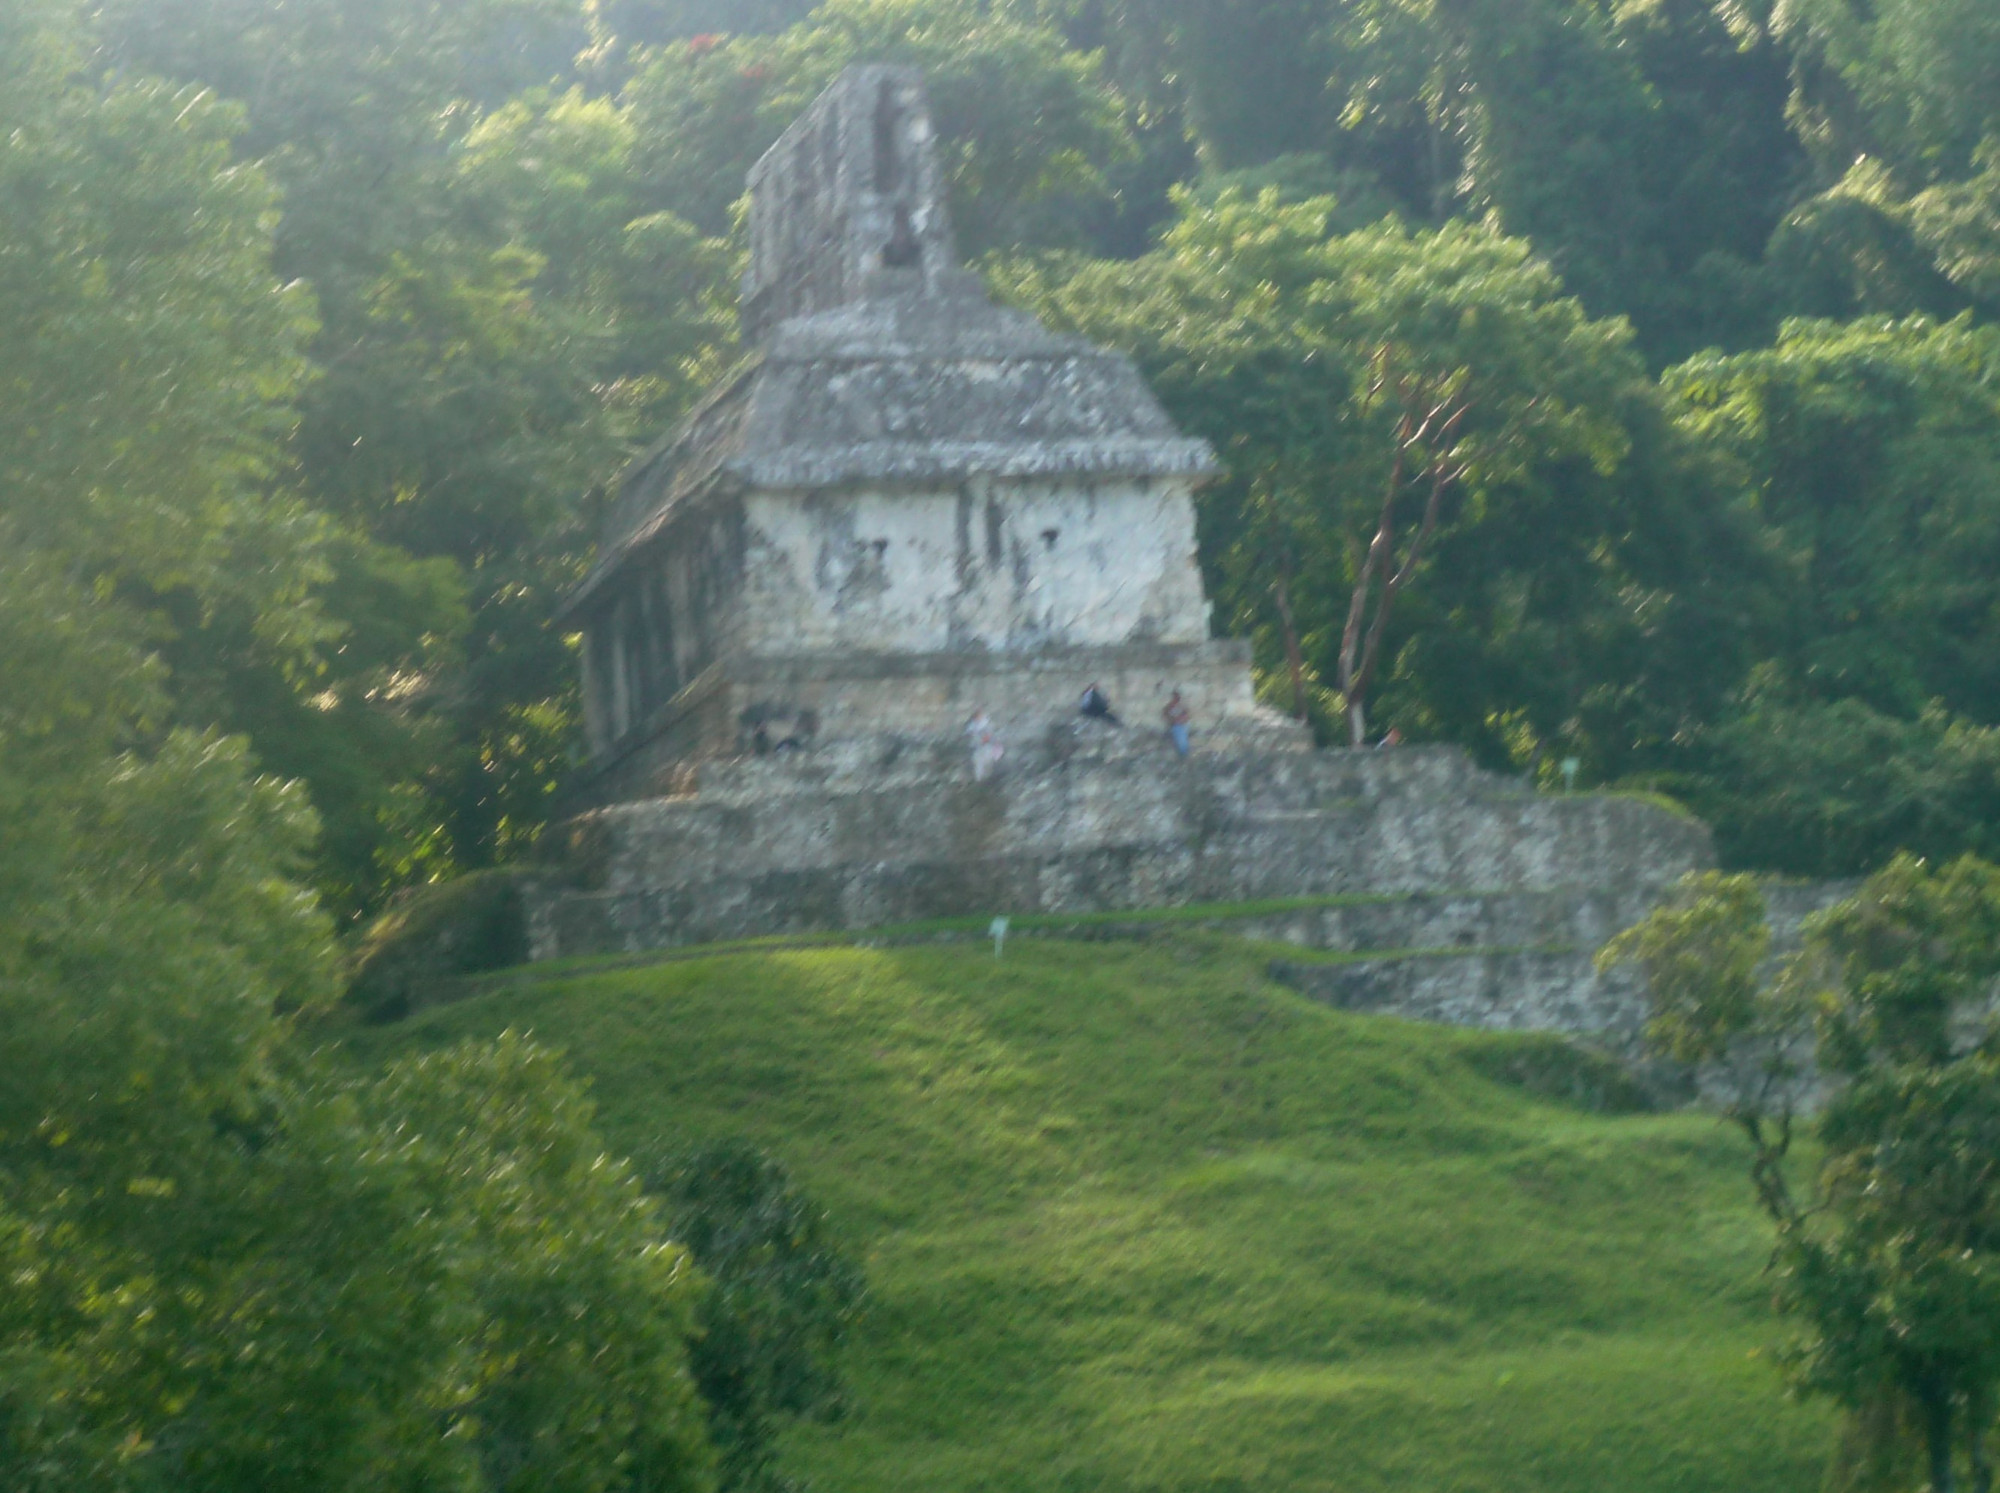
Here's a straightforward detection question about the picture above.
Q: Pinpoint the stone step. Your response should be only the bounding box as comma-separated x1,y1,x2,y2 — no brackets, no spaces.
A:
639,729,1540,810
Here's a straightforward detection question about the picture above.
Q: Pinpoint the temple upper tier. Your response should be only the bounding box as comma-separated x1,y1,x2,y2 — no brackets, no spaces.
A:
562,64,1270,802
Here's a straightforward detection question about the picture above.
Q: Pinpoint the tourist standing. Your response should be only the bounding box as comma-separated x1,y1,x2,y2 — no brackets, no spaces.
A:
966,709,1004,781
1162,690,1192,757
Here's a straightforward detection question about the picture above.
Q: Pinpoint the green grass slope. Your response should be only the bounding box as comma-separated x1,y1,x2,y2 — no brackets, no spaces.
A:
351,935,1830,1493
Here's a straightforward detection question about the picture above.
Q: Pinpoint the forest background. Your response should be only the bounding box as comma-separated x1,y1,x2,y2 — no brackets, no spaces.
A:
8,0,1999,921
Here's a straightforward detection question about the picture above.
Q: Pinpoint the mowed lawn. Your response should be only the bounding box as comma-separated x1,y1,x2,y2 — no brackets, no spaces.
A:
347,935,1830,1493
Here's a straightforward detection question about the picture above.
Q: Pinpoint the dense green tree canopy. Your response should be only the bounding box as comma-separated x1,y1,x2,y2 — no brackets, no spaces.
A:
0,550,715,1492
0,14,714,1484
1000,190,1773,770
0,13,319,651
1656,316,2000,873
615,0,1134,253
1666,315,2000,725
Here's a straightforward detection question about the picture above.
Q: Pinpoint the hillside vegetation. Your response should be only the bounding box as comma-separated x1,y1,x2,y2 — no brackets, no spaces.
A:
353,936,1831,1493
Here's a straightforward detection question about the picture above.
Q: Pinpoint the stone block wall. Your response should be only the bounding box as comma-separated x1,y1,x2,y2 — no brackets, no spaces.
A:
1262,876,1861,1063
525,735,1714,962
1272,952,1653,1049
563,639,1275,809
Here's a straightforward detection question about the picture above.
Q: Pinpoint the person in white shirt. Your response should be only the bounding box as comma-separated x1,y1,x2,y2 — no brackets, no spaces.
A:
966,709,1005,781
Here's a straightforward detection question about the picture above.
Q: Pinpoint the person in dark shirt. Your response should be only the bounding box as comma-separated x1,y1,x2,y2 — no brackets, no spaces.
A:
1079,682,1122,726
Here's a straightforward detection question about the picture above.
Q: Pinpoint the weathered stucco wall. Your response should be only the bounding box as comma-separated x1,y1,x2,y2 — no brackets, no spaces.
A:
581,497,748,759
738,477,1211,655
565,640,1273,808
572,458,1239,793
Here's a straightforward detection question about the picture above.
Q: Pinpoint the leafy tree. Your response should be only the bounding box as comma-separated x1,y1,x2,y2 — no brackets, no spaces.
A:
456,84,738,434
1129,0,1343,173
1076,0,1807,360
1349,0,1805,359
1767,0,2000,326
0,19,717,1482
77,0,720,915
1671,692,2000,879
0,535,716,1490
1600,858,2000,1493
645,1141,864,1492
0,12,319,655
1669,313,2000,721
1652,314,2000,872
588,0,818,49
1761,160,1980,326
1777,0,2000,189
0,2,463,918
999,188,1770,766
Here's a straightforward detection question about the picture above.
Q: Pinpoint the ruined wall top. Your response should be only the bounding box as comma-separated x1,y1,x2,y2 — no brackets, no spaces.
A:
740,65,958,344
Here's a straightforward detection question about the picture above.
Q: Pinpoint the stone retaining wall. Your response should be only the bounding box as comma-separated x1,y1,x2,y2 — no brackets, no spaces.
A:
1262,877,1860,1061
525,735,1712,961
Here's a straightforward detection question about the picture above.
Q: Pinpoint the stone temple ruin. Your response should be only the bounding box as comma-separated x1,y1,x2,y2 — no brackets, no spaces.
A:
525,65,1738,1060
561,63,1267,794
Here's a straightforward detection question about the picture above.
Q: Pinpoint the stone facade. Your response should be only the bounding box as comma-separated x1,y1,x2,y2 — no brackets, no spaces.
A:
562,65,1250,801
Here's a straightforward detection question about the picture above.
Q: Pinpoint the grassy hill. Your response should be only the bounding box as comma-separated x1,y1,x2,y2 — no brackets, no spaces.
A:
348,933,1831,1493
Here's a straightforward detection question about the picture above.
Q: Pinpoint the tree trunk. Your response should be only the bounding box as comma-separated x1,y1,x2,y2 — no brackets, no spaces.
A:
1335,392,1465,750
1337,423,1407,747
1926,1388,1956,1493
1969,1382,1993,1493
1427,117,1449,221
1827,1397,1911,1493
1272,571,1308,722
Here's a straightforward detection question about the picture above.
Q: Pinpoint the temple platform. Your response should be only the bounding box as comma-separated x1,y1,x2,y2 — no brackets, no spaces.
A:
525,738,1712,965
